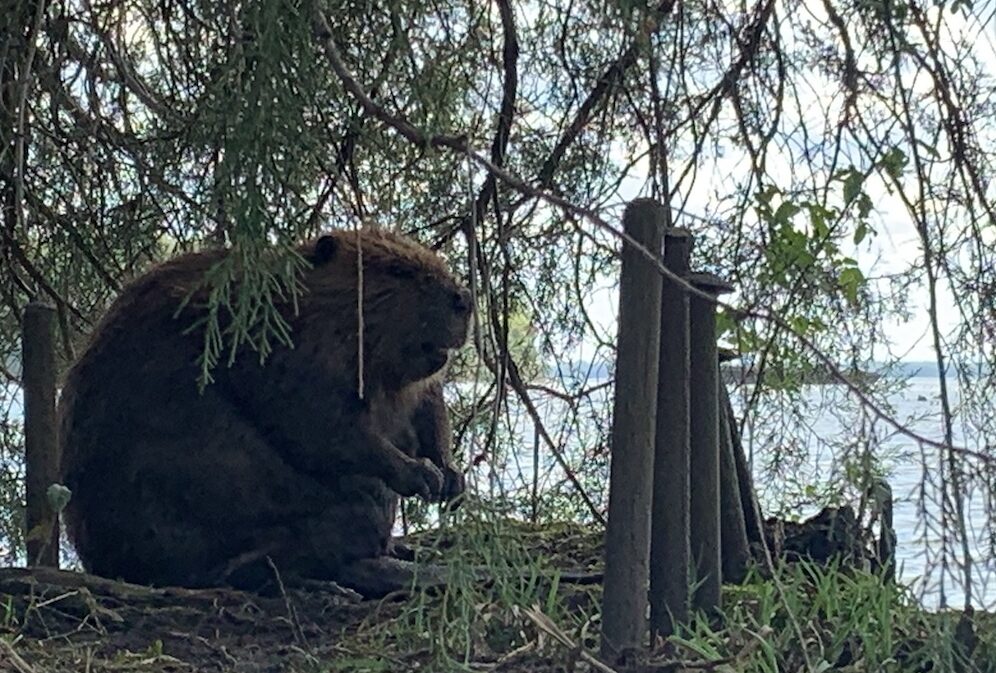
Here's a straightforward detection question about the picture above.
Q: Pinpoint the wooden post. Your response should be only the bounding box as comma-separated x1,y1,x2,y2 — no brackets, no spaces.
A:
650,227,692,639
687,273,732,616
600,199,665,662
715,348,753,582
22,302,60,568
718,387,752,583
875,479,896,583
718,379,765,550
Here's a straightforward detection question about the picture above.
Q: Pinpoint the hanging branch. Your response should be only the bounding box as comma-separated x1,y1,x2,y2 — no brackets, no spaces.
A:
312,9,996,467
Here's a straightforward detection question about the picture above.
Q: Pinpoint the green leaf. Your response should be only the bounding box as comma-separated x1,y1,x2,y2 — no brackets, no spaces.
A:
716,310,734,338
880,147,908,179
839,266,865,305
757,185,780,206
808,203,835,239
843,169,864,205
854,221,869,245
857,193,874,219
774,201,801,224
791,315,811,334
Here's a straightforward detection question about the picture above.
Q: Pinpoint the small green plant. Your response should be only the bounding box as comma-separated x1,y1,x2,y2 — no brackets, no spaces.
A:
321,504,598,672
671,560,991,673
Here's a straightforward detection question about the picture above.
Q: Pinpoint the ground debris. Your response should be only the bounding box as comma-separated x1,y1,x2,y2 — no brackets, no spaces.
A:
0,566,369,672
0,513,973,673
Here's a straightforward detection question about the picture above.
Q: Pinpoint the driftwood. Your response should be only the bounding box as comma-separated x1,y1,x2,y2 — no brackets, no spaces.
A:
763,505,880,569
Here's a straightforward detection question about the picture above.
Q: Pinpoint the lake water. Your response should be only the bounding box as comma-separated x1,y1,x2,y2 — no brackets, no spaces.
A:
479,373,996,611
735,375,996,611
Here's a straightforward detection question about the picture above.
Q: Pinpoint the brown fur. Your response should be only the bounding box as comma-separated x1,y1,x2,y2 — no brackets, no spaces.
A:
59,228,471,589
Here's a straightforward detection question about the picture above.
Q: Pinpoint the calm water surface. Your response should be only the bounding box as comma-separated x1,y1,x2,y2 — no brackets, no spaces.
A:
492,374,996,610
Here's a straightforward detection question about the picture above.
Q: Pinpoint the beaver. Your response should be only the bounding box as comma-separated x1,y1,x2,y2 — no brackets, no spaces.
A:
58,228,472,591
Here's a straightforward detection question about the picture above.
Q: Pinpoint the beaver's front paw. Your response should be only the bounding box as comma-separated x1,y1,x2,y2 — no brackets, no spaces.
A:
393,458,445,501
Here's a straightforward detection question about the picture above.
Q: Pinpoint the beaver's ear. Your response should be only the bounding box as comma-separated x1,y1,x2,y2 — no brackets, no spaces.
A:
312,235,337,266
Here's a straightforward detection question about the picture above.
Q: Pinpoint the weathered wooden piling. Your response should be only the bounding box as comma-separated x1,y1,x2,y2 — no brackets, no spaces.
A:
718,379,765,550
22,302,60,568
687,272,733,615
875,479,896,583
600,199,665,662
718,382,752,584
650,227,692,639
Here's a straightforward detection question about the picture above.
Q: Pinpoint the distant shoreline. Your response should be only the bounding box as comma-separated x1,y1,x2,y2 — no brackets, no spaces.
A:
542,360,987,386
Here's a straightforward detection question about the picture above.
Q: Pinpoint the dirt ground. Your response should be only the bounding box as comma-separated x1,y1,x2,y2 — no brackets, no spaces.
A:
0,522,607,673
0,510,957,673
0,565,387,672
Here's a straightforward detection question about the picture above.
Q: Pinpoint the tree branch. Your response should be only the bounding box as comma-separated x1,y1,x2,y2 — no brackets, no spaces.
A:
313,11,996,466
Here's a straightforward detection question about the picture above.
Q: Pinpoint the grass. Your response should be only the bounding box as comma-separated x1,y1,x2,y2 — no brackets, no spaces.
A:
1,511,993,672
669,559,995,673
321,504,603,672
320,507,996,673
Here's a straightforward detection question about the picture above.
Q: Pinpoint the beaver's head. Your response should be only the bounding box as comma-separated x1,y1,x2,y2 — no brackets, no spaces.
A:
300,229,472,389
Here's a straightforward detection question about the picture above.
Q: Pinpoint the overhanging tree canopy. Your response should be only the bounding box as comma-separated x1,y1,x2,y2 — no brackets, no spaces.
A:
1,0,994,607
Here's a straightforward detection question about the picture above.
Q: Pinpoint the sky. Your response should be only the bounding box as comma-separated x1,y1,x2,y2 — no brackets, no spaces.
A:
572,1,996,365
92,0,996,365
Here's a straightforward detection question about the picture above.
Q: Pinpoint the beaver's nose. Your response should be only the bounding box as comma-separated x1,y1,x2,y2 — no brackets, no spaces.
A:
452,288,473,314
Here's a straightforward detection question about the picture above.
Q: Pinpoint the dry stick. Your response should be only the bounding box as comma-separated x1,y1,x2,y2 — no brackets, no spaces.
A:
0,639,37,673
518,604,765,673
516,605,621,673
313,18,992,465
265,557,309,650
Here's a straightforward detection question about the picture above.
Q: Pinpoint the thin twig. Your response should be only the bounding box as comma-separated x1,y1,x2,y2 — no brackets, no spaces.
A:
0,639,38,673
313,17,994,466
13,0,49,240
265,557,309,650
515,604,620,673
